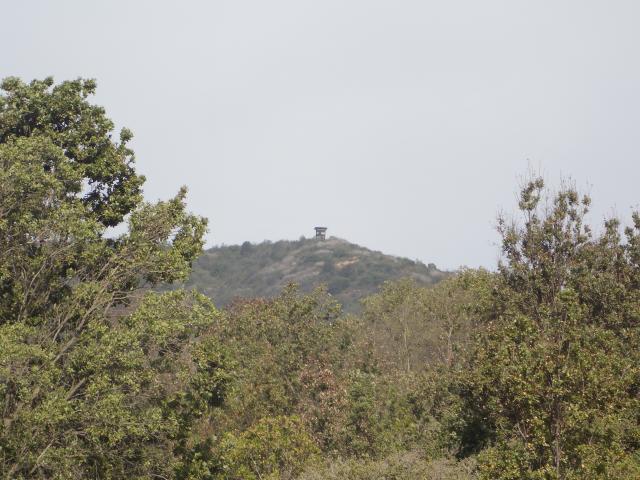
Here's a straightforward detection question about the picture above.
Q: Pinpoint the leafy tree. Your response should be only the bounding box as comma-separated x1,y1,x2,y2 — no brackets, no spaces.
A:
354,275,492,461
361,277,472,373
209,286,346,439
220,415,319,480
0,78,226,478
460,178,640,479
0,77,143,227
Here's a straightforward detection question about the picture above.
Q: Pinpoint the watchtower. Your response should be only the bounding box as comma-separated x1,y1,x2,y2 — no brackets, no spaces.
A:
314,227,327,240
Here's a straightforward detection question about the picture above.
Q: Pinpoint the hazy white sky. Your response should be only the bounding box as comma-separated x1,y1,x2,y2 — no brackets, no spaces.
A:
3,0,639,269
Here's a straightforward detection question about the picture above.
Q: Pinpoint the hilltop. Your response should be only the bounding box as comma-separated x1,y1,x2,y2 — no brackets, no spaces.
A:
184,237,449,311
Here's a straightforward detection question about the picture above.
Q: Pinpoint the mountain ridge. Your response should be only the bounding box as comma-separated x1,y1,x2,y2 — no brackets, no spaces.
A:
183,236,449,312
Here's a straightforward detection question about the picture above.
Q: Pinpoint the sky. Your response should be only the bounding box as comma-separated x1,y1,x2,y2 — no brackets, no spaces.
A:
2,0,639,270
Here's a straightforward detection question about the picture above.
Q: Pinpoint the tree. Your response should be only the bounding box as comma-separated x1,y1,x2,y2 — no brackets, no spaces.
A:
0,78,227,478
209,286,345,440
219,415,319,480
0,77,143,227
361,273,489,373
460,178,640,479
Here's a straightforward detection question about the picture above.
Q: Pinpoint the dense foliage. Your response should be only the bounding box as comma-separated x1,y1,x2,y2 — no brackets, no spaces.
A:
0,78,221,478
1,77,638,479
460,181,640,478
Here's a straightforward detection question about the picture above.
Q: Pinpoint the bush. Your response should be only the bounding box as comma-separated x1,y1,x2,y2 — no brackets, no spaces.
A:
300,451,477,480
220,415,319,480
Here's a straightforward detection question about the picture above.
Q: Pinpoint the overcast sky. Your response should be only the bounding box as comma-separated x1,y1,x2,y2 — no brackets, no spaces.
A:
3,1,639,269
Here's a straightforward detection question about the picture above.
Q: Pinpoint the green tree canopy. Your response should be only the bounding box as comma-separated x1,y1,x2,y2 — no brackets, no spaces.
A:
0,77,143,226
0,78,225,478
460,178,640,479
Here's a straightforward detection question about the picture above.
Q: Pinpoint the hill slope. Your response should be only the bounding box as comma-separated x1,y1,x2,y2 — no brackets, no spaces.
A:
184,237,448,312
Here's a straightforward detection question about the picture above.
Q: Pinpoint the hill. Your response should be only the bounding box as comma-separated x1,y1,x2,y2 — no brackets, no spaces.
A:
183,236,449,312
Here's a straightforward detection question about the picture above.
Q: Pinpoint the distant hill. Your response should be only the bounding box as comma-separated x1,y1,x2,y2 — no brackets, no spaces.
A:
183,237,449,312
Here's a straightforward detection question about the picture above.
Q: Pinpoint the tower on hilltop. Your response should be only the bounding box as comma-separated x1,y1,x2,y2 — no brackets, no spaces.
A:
314,226,327,240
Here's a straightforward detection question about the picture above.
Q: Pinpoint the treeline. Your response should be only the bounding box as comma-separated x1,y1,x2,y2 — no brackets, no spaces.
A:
0,78,638,479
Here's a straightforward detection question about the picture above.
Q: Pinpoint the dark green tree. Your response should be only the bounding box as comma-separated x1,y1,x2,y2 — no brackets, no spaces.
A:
461,178,640,479
0,78,227,478
0,77,143,227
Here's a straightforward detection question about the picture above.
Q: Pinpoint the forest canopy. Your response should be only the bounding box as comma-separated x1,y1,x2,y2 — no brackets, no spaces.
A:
0,78,638,479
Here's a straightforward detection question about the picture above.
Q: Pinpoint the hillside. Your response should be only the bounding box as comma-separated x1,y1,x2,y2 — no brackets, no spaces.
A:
184,237,449,311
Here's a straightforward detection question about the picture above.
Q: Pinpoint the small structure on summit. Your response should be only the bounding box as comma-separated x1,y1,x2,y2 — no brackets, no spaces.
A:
314,226,327,240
